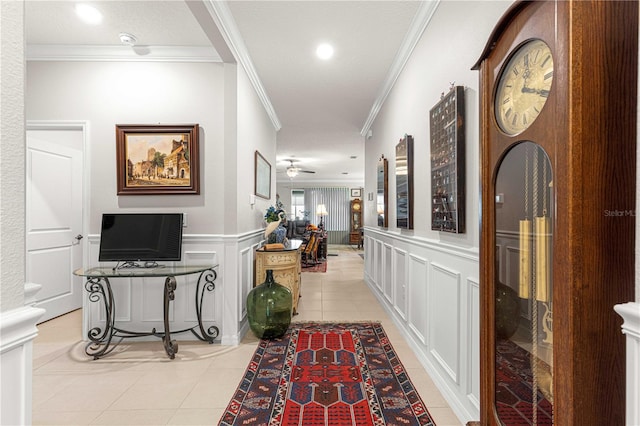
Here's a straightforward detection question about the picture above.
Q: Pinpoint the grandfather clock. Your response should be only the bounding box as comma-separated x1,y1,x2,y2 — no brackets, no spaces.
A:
472,1,636,424
350,198,362,246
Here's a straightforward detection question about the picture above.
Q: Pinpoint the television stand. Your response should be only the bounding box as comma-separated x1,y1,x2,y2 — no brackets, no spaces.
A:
74,264,219,360
112,260,166,271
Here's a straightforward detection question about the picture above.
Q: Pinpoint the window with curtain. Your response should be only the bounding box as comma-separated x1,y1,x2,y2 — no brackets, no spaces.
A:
291,190,306,220
304,188,350,232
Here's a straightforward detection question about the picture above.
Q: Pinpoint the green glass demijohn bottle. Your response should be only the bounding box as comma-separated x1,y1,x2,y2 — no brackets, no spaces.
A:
247,269,292,339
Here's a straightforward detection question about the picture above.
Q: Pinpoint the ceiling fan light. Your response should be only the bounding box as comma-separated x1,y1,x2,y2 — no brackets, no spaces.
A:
287,168,298,178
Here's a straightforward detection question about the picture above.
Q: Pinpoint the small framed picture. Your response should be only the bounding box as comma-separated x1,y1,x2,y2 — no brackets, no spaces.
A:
254,150,271,199
350,188,361,198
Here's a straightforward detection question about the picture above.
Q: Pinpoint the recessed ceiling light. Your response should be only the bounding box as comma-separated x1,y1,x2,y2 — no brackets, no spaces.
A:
316,43,334,60
342,172,349,175
75,3,103,25
350,156,357,159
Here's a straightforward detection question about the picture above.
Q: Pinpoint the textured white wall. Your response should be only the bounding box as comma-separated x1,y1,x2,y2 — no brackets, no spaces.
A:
1,0,26,311
236,65,278,233
365,0,511,249
26,61,226,235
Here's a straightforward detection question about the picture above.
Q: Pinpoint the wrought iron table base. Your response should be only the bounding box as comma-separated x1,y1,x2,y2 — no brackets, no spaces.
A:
83,268,219,359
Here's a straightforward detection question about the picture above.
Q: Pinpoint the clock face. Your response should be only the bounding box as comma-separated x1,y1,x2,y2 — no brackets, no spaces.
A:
495,39,554,135
353,202,361,211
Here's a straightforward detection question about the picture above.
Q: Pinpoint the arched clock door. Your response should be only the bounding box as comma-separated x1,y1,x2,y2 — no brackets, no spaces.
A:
472,1,637,424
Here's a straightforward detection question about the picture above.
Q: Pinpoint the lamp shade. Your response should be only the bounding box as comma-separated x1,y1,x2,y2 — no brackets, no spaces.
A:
316,204,328,216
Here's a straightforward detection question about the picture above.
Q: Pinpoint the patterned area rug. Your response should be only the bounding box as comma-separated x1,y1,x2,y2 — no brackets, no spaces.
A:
219,322,436,425
302,260,327,273
496,339,553,424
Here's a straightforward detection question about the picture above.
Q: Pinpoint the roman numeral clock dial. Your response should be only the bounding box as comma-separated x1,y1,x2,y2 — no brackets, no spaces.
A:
495,39,554,135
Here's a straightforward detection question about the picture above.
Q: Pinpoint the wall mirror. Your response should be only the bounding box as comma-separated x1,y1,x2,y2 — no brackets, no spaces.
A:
395,135,414,229
429,86,465,233
377,155,389,227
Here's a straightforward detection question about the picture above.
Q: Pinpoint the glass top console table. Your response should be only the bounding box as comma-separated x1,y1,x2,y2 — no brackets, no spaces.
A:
74,265,219,359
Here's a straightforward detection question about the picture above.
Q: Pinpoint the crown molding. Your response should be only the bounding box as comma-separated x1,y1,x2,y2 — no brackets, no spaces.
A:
360,0,440,137
199,0,282,131
26,44,221,62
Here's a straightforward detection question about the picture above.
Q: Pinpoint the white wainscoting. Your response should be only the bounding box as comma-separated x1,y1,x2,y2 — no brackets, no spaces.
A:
363,227,480,423
429,262,461,384
85,231,263,348
466,277,480,409
0,305,45,425
407,254,428,345
614,302,640,426
393,248,408,320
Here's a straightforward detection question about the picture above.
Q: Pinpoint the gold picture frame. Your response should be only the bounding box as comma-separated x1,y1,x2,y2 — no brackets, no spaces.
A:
116,124,200,195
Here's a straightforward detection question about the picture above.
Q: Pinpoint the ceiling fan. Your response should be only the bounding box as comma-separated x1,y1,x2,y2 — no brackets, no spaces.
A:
283,159,315,178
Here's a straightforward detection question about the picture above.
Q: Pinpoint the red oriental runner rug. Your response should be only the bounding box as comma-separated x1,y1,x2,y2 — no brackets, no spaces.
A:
219,322,436,426
302,260,327,273
495,339,553,424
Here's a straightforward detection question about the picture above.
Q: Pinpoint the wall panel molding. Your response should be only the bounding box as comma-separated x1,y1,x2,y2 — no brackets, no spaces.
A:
429,262,461,384
238,245,259,322
383,243,393,302
408,254,429,345
365,226,479,262
393,248,408,320
374,240,384,290
363,229,479,422
466,277,480,410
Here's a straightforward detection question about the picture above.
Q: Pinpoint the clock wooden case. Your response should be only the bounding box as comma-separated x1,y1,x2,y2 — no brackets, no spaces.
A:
472,1,636,425
350,198,362,245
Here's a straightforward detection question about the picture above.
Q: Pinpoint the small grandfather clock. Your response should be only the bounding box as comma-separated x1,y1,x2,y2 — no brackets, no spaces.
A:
472,1,636,424
350,198,362,246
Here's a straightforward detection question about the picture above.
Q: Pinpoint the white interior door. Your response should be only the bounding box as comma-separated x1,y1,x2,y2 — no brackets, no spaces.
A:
26,126,84,323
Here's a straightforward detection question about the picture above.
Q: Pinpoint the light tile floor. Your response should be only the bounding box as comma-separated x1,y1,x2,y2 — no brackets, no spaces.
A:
33,245,462,425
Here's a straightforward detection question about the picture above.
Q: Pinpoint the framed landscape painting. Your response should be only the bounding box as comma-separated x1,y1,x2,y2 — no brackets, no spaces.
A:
254,150,271,199
116,124,200,195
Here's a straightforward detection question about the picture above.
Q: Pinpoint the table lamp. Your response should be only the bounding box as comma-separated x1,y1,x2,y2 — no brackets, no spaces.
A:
316,204,328,230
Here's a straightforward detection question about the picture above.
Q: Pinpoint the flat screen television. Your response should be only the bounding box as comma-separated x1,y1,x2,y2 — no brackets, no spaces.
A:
98,213,183,264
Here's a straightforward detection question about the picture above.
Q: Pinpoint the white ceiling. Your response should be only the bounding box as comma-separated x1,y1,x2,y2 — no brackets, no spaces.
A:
25,1,424,184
